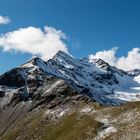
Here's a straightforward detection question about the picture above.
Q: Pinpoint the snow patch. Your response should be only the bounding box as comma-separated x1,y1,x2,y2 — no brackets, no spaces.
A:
95,119,117,140
80,107,92,113
95,126,117,140
43,108,69,120
108,74,140,102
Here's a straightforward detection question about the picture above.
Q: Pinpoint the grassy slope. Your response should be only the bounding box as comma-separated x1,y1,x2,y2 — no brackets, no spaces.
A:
1,111,101,140
1,101,140,140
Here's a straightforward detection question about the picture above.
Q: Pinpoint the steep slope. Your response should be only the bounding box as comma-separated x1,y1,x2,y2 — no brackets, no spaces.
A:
0,73,92,137
1,51,140,107
21,51,140,105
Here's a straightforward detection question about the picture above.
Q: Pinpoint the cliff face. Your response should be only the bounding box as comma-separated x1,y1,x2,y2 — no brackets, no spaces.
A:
0,66,92,138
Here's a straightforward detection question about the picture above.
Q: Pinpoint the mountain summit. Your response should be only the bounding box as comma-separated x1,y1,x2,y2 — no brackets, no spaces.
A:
0,51,140,108
19,51,140,105
1,51,140,140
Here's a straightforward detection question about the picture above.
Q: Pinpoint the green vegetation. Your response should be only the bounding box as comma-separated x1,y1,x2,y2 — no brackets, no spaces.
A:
1,110,101,140
1,101,140,140
43,112,101,140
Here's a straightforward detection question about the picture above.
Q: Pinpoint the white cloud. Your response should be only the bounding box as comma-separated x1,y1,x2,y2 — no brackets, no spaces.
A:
0,24,139,71
0,15,10,24
89,47,140,71
0,26,68,60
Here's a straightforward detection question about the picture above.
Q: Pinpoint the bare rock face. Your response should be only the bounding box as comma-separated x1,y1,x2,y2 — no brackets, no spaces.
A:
0,63,92,137
0,68,25,87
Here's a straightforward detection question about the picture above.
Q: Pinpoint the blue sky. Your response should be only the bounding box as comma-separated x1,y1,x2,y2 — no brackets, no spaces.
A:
0,0,140,73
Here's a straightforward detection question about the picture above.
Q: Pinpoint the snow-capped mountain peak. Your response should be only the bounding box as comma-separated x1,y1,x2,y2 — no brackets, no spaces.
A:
1,51,140,106
20,51,140,105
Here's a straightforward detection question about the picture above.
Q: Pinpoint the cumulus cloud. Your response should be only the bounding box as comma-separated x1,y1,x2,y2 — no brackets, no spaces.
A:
0,15,10,24
89,47,140,71
0,26,68,60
